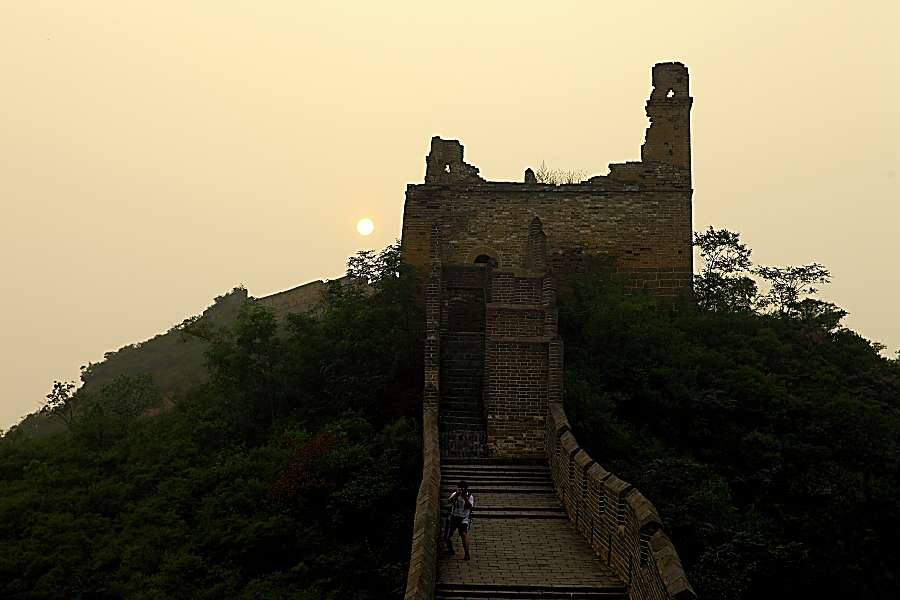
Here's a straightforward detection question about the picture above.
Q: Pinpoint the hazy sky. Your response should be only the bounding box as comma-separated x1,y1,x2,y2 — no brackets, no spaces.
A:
3,1,898,431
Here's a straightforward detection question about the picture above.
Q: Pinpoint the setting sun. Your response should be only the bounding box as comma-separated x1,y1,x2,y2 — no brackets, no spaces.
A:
357,218,374,236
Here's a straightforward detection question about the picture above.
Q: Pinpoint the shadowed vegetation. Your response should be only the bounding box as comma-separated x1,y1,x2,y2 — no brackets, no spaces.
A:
1,243,424,599
3,234,898,599
560,230,900,600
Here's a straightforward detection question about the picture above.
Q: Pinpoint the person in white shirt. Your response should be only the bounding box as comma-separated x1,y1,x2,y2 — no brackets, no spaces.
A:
445,480,474,560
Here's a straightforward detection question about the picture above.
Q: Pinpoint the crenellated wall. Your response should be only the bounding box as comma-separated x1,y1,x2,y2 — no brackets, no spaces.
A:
255,276,354,319
401,62,694,309
547,403,696,600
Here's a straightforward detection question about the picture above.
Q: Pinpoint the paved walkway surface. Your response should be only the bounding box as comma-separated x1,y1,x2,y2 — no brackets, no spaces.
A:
436,463,627,600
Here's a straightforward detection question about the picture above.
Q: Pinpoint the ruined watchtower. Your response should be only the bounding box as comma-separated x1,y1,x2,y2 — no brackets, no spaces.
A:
401,62,694,459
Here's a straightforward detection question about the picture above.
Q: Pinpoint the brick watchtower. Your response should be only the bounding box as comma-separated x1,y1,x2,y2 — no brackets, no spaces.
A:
405,64,698,600
402,63,694,459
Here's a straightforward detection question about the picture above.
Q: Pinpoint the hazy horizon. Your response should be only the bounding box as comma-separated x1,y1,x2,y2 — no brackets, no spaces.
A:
3,1,898,431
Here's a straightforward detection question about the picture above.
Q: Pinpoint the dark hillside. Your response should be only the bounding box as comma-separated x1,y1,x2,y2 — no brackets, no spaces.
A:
79,286,249,398
559,270,900,600
0,244,424,599
11,288,247,442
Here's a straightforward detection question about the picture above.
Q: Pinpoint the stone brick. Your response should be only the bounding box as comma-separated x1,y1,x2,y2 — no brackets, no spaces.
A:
406,62,696,600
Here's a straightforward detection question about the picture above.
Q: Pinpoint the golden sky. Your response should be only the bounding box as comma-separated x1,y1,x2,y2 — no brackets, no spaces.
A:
2,1,899,430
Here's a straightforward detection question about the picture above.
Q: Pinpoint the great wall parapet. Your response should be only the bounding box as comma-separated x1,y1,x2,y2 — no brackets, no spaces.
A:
547,402,697,600
405,62,696,600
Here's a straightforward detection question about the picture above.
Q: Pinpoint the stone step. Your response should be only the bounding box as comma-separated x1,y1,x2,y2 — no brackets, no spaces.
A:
442,423,487,434
442,465,550,474
440,372,482,379
438,404,487,418
442,458,550,477
437,508,568,519
440,397,483,405
440,394,483,402
439,411,485,418
440,408,484,417
442,471,551,482
440,457,548,466
435,584,627,600
440,373,482,380
440,396,483,404
441,432,488,441
440,423,487,433
439,389,483,398
439,419,485,428
441,487,556,497
442,466,549,475
439,409,485,418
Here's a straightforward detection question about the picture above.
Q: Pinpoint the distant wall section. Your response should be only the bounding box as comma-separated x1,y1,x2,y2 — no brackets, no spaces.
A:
256,276,351,320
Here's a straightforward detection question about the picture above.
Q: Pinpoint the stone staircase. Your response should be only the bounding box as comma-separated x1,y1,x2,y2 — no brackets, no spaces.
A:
435,463,628,600
439,333,489,459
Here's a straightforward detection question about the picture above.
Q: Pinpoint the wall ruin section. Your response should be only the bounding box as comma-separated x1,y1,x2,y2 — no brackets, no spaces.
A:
401,62,694,307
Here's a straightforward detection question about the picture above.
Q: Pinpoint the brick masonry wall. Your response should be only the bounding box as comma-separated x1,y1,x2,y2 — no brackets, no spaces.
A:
484,259,556,459
547,403,696,600
404,386,440,600
402,184,692,308
256,276,354,320
401,62,694,309
406,63,696,597
405,257,444,600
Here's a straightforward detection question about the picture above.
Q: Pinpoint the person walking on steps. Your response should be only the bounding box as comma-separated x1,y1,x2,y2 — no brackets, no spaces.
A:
445,480,474,560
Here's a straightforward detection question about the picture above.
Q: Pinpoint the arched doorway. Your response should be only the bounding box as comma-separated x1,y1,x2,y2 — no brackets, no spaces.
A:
465,246,500,266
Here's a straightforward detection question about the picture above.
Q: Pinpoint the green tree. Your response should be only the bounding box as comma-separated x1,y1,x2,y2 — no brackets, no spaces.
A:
693,226,757,312
95,373,164,423
67,373,163,450
754,263,830,315
41,380,80,430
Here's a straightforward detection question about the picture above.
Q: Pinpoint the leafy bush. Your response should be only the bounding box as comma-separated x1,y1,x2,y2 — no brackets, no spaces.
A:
0,244,423,599
560,267,900,600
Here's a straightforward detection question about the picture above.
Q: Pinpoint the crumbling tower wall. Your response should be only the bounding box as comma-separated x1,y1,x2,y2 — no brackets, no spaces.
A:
402,63,694,307
403,62,694,460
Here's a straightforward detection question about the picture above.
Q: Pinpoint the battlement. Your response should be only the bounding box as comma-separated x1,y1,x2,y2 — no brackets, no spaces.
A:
401,63,694,308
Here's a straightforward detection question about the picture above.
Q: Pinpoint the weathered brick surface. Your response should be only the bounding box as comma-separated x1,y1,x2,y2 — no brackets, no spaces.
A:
546,402,697,600
407,63,697,599
401,62,693,309
482,235,555,458
404,388,441,600
255,276,354,319
436,464,626,598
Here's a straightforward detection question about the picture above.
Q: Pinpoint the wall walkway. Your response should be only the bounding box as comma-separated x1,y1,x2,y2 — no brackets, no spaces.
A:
405,214,695,600
435,462,627,600
546,403,696,600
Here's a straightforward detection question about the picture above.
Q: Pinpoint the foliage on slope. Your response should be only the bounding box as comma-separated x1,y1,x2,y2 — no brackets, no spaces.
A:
79,286,250,396
560,242,900,600
10,288,248,442
0,244,424,600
